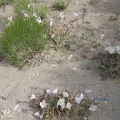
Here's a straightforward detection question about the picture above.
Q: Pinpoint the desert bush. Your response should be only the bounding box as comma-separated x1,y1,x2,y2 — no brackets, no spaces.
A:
91,46,120,79
0,15,49,67
52,0,70,11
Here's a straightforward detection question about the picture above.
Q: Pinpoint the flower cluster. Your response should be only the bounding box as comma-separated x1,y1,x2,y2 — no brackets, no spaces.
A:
30,88,96,120
49,12,72,49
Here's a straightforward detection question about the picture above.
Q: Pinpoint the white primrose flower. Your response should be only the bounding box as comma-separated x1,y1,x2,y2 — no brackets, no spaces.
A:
66,102,72,110
50,32,55,38
46,89,52,94
40,100,46,108
52,88,58,94
8,16,12,22
30,94,36,100
57,98,65,110
75,93,84,104
24,13,29,18
34,111,40,117
63,92,69,98
104,46,115,54
28,4,30,8
36,16,41,24
32,13,37,18
50,19,54,27
101,34,104,39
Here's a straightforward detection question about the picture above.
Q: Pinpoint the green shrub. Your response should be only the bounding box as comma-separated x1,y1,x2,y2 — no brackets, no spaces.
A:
0,16,49,67
32,3,49,19
52,0,70,11
13,0,30,14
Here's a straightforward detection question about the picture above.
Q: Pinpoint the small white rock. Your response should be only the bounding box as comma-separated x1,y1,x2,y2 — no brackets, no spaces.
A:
73,12,78,17
89,105,97,111
85,89,92,93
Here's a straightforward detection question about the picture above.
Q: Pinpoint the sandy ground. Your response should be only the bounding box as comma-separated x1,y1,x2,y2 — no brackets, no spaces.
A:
0,0,120,120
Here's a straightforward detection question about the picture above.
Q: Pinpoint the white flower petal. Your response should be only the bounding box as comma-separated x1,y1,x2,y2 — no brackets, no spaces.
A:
85,89,92,93
30,94,36,100
104,47,115,54
36,16,41,24
63,92,69,98
46,89,52,94
28,4,30,8
101,34,104,39
89,105,97,111
36,18,41,24
75,93,84,104
40,100,46,108
57,98,65,107
32,13,37,17
50,19,54,27
8,17,12,22
52,88,58,94
24,13,28,18
61,105,65,110
66,102,72,109
34,111,40,117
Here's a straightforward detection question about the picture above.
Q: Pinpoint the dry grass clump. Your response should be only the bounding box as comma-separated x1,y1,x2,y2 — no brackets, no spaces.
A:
91,46,120,79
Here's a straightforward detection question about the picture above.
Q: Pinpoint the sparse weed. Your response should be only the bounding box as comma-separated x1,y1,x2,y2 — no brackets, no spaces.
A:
52,0,70,11
91,47,120,79
32,3,49,19
0,15,49,67
13,0,49,19
89,0,100,6
0,0,13,7
49,12,72,50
